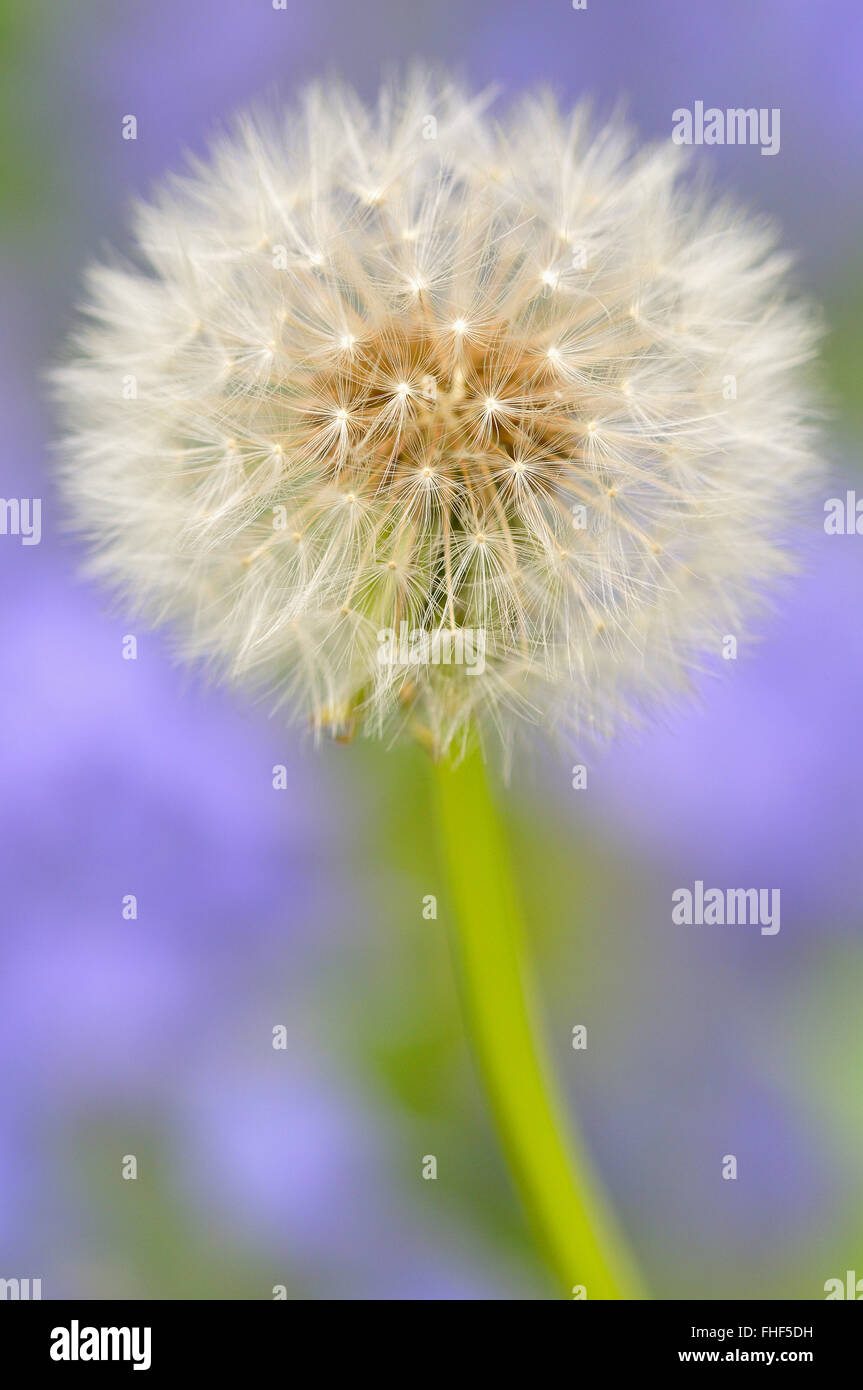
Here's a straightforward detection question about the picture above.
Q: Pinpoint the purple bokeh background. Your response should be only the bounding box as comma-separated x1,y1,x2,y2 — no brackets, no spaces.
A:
2,0,861,1298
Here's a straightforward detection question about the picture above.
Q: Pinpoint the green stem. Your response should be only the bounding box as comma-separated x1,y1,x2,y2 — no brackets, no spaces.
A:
431,743,644,1300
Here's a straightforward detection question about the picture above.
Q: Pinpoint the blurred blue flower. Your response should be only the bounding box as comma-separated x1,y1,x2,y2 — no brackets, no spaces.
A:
579,533,863,927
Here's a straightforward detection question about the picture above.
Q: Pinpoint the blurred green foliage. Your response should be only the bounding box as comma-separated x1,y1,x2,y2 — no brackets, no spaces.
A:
0,0,59,246
68,1118,287,1299
823,277,863,441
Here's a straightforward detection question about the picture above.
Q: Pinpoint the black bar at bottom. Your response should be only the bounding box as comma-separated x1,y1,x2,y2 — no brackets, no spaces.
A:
0,1298,857,1374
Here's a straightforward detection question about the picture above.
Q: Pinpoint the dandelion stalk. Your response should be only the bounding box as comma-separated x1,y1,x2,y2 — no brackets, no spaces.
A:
432,743,643,1299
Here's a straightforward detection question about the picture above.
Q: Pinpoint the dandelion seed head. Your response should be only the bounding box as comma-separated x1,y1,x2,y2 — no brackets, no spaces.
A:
54,73,821,759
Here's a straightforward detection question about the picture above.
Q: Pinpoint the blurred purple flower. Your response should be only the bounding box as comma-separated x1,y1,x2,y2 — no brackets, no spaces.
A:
467,0,863,274
576,532,863,928
179,1051,540,1299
